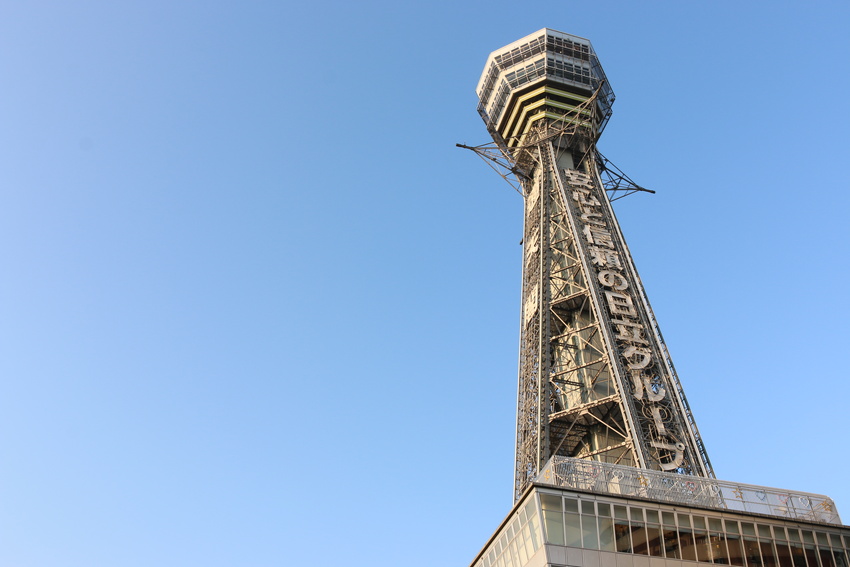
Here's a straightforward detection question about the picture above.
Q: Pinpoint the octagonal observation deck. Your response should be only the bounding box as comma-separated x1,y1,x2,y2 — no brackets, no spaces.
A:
476,29,615,150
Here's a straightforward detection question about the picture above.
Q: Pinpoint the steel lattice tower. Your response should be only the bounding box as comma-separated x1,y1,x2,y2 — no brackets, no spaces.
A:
467,29,714,502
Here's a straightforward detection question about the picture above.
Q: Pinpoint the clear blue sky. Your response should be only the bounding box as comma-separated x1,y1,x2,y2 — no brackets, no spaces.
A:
1,1,848,566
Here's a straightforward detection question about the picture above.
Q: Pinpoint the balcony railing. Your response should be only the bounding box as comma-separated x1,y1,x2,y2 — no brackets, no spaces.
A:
538,456,841,526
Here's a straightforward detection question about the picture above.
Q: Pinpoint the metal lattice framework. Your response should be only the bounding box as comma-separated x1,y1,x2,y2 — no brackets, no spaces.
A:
465,29,714,502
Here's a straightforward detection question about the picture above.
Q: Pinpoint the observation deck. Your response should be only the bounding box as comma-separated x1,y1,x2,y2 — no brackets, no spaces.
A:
475,29,615,149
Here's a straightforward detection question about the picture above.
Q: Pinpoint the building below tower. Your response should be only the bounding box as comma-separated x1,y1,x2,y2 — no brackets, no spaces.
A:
468,457,847,567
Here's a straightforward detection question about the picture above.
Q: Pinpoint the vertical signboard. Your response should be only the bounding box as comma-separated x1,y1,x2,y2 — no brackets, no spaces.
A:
560,167,701,474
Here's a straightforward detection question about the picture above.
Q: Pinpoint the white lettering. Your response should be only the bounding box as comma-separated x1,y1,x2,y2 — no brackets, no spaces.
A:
622,346,652,369
598,270,629,291
581,211,606,226
563,169,594,189
629,372,666,402
605,290,637,317
611,318,648,344
650,440,686,471
584,225,615,248
588,246,622,269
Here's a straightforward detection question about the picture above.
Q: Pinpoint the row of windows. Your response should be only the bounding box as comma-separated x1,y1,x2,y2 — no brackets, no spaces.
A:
546,36,591,61
505,60,546,89
476,499,542,567
548,58,592,86
494,35,591,71
495,37,547,69
540,493,850,567
479,62,501,104
486,81,513,127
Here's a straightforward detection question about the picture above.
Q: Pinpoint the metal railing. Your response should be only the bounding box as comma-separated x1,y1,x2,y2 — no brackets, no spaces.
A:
538,456,841,526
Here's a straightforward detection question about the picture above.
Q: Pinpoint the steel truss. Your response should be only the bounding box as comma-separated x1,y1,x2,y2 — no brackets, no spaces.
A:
463,91,714,502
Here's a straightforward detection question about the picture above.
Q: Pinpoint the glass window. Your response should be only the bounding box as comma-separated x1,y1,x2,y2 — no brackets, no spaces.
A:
711,533,730,564
726,521,740,535
564,498,578,513
582,513,599,550
742,537,763,567
528,511,541,551
776,541,794,567
663,511,676,526
540,494,562,511
760,540,778,567
565,512,581,548
518,533,529,565
804,545,820,567
834,550,847,567
523,499,536,526
598,503,611,517
711,518,724,532
789,543,807,567
694,516,707,530
507,539,517,566
727,534,746,566
615,520,632,553
646,524,663,557
630,508,643,522
819,548,836,567
630,523,648,555
582,500,595,515
803,531,815,545
760,526,775,538
516,508,527,528
742,523,756,537
818,534,830,547
695,531,712,563
544,507,565,545
646,510,659,524
789,530,802,543
679,514,692,528
599,516,615,552
664,527,681,559
681,529,698,561
614,505,627,520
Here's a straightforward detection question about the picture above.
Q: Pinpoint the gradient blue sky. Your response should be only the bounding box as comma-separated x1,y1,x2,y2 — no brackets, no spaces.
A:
1,2,848,566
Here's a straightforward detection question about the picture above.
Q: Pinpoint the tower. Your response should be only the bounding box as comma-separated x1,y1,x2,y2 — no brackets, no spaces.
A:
464,29,846,567
472,29,712,501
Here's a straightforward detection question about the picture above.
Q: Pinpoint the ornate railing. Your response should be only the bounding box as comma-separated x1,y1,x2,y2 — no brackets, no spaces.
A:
538,456,841,526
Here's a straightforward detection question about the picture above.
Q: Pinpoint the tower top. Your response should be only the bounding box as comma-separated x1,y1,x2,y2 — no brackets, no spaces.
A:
475,28,615,149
